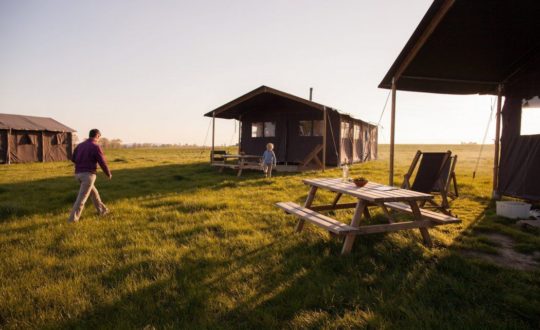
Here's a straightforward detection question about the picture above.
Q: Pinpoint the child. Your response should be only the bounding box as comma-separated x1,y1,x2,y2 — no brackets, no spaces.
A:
262,143,277,178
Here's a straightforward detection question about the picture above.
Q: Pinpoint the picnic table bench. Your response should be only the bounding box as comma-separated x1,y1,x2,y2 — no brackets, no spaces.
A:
211,153,262,177
276,178,460,255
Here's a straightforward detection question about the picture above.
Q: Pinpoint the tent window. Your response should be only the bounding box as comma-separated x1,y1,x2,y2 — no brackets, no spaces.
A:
341,122,351,139
51,134,60,145
299,120,323,136
263,122,276,137
19,134,33,145
354,124,361,139
251,122,263,138
299,121,313,136
521,97,540,135
312,120,324,136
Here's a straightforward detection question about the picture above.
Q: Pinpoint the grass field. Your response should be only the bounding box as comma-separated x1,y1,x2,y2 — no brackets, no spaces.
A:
0,145,539,329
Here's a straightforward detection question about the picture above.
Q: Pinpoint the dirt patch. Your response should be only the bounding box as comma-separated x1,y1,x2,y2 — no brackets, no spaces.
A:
461,233,540,271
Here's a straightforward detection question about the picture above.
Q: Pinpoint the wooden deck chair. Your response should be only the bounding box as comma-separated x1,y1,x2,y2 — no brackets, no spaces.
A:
401,150,458,214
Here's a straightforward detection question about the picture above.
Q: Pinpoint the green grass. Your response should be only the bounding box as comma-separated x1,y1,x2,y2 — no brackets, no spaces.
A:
0,145,539,329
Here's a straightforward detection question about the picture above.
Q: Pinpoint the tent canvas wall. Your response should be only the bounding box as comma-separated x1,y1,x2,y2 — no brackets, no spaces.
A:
204,86,377,167
379,0,540,200
0,114,75,164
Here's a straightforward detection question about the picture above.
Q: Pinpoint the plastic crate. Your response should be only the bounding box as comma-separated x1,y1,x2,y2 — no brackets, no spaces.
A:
496,201,531,219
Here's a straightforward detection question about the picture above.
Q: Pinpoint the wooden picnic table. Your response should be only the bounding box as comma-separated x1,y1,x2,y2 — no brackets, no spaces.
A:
276,178,460,255
211,154,262,177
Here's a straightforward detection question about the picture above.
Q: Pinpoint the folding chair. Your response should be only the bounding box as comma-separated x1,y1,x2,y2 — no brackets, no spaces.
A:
401,150,458,214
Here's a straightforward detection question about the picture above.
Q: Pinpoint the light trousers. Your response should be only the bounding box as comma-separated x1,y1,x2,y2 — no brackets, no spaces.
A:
68,172,107,222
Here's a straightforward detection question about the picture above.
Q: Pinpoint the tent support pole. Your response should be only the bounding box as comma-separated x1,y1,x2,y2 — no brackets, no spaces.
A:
40,131,45,162
238,115,242,153
322,107,327,172
211,111,215,163
389,77,397,186
6,129,11,164
492,84,503,199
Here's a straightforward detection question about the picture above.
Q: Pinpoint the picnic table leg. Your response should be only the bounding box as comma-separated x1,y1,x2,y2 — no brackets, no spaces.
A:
341,200,366,255
295,186,318,233
237,160,244,177
331,193,342,208
378,203,394,223
409,201,432,247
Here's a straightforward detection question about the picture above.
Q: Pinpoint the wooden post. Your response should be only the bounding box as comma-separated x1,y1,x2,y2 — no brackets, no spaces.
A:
211,111,215,163
238,115,242,153
492,84,503,199
6,129,11,164
389,77,397,186
40,131,45,162
322,107,327,171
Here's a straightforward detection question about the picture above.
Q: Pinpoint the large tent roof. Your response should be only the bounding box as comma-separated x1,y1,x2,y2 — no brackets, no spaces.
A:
204,85,330,119
379,0,540,96
0,113,75,132
204,85,375,126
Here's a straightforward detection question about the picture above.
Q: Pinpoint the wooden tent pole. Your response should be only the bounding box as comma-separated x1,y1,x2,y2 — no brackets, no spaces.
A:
211,111,215,163
492,84,503,199
40,131,45,162
389,77,397,186
322,107,327,171
7,129,11,164
238,115,242,153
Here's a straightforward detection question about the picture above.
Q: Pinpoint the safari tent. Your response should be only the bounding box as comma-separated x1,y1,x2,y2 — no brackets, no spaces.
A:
204,86,378,169
379,0,540,201
0,113,75,164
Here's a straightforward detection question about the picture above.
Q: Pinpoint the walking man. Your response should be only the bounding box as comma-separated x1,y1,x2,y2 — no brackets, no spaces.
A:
68,129,112,222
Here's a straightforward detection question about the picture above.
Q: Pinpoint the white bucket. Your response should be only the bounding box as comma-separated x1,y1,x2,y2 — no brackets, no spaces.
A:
496,201,531,219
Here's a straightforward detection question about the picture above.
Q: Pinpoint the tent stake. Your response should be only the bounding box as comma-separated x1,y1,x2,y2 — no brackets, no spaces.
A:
492,84,503,199
389,77,397,186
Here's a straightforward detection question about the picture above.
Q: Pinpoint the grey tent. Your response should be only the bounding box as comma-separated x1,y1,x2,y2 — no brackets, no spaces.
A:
379,0,540,200
204,86,378,169
0,113,76,164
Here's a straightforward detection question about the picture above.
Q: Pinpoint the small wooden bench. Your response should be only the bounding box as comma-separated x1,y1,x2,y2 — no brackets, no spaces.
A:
384,202,460,225
276,202,357,235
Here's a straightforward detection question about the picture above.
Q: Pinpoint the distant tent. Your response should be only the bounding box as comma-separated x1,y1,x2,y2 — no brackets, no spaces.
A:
379,0,540,201
0,113,76,164
203,85,378,168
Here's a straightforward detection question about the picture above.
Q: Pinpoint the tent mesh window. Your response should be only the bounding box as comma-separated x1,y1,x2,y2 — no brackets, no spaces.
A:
299,121,313,136
19,134,33,145
51,134,60,145
263,122,276,137
521,98,540,136
251,122,263,138
312,120,324,136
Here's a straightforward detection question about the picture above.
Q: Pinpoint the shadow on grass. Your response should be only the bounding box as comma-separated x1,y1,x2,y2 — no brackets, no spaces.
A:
0,162,296,222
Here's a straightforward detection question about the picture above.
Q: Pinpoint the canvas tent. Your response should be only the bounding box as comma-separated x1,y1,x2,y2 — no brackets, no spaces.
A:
379,0,540,200
204,86,377,168
0,113,75,164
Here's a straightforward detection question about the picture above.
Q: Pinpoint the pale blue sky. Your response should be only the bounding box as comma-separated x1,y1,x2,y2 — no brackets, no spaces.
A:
0,0,497,145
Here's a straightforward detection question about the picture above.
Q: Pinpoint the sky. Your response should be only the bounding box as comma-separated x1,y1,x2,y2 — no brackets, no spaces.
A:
0,0,500,145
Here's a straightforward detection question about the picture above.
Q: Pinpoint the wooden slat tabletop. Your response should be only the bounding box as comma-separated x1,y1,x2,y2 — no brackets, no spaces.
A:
303,178,433,203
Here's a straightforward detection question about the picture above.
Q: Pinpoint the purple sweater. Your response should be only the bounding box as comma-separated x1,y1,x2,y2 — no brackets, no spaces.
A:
72,139,111,176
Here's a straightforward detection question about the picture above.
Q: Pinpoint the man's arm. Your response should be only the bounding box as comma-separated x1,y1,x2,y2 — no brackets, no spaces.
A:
96,145,112,178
